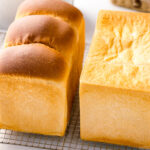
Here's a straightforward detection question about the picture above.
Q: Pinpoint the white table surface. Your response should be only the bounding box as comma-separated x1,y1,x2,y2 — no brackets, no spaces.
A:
0,0,134,149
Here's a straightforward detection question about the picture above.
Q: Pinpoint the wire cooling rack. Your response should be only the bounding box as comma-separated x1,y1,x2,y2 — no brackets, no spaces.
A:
0,31,148,150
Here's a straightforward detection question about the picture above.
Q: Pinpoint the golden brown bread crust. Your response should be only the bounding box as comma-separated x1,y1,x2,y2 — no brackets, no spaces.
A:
4,0,80,80
81,10,150,92
0,44,66,79
16,0,83,28
80,10,150,148
0,0,85,136
5,15,76,53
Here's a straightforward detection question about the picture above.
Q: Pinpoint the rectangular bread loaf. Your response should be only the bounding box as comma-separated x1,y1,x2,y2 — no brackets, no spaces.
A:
80,10,150,148
0,0,85,136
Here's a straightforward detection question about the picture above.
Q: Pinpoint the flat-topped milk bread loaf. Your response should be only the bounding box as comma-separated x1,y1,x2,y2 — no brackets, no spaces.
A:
80,10,150,148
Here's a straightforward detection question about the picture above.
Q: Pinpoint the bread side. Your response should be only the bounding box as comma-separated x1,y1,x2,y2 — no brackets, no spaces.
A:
80,83,150,149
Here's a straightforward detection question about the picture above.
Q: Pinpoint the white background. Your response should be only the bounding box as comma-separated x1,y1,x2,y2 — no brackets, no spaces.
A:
0,0,133,149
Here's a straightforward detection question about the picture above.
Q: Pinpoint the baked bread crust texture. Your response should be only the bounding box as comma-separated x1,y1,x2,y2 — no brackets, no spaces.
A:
80,10,150,149
0,0,85,136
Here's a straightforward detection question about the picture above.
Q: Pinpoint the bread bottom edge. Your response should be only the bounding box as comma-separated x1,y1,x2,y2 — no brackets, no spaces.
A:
0,125,65,137
80,136,150,149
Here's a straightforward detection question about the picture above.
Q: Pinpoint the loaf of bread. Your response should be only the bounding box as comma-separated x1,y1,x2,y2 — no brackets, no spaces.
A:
111,0,150,12
0,0,85,136
80,10,150,149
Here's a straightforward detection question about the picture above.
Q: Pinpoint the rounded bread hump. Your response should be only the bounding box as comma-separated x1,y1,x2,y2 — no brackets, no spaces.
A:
4,15,76,52
16,0,83,28
1,0,82,79
0,44,66,79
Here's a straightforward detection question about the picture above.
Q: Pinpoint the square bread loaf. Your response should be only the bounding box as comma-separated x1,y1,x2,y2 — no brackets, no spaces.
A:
80,10,150,148
0,0,85,136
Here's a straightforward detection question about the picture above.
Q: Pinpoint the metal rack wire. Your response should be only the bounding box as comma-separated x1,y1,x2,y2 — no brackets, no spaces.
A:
0,32,147,150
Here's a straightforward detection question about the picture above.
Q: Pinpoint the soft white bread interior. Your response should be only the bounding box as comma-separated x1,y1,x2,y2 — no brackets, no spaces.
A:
0,0,85,136
80,10,150,148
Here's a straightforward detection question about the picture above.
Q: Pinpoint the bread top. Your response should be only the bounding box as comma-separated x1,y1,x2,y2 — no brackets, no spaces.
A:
16,0,83,29
1,0,84,80
81,10,150,92
5,15,76,55
0,44,66,80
